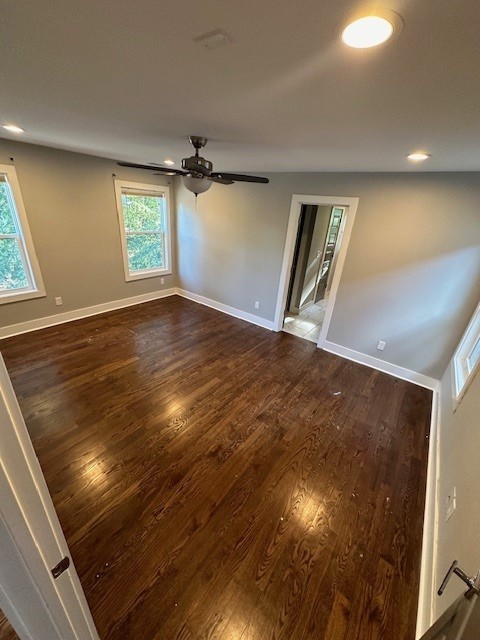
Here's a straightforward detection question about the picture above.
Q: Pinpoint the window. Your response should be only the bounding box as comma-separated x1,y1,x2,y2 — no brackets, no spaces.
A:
0,165,45,304
453,303,480,405
114,180,172,281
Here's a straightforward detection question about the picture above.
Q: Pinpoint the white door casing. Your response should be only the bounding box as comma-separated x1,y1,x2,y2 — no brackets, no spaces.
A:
0,354,99,640
273,194,359,348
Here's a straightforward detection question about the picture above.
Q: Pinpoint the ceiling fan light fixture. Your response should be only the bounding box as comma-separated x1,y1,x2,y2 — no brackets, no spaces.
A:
182,175,213,195
341,12,401,48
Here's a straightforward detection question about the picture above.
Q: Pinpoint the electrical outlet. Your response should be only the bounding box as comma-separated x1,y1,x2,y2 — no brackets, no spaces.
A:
446,487,456,522
55,296,63,306
160,277,165,285
377,340,386,351
254,300,260,310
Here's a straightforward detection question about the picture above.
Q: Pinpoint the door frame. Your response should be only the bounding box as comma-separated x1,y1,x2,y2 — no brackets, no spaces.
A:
0,355,99,640
273,194,359,348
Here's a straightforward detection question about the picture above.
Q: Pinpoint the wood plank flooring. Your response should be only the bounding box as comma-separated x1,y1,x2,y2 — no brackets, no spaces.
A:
0,296,432,640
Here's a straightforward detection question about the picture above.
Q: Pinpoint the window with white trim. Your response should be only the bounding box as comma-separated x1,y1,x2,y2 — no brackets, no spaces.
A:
453,303,480,404
114,180,172,281
0,165,45,304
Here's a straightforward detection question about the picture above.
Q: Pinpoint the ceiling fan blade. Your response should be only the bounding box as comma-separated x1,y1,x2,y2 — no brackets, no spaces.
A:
209,176,234,185
185,161,211,177
117,161,186,175
211,172,269,184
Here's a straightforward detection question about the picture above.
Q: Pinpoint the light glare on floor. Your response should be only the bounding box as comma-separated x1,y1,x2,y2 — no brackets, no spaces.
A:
164,159,175,166
342,16,394,48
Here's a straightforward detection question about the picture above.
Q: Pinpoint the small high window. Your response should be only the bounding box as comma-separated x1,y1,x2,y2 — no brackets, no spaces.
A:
453,303,480,405
0,165,45,304
114,180,172,281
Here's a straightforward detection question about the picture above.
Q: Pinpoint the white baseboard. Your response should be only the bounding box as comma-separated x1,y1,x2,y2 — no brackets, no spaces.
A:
176,289,275,331
0,288,177,340
320,340,439,391
416,390,440,638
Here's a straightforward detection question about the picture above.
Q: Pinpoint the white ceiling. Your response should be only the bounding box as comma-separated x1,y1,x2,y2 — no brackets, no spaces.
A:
1,0,479,172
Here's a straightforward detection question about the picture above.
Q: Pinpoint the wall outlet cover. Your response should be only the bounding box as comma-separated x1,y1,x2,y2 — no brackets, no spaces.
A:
377,340,386,351
55,297,63,306
254,301,260,310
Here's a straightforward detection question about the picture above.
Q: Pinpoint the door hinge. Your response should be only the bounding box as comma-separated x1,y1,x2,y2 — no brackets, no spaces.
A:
51,556,70,579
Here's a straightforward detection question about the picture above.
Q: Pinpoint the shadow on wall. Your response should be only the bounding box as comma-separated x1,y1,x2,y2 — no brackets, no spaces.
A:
329,245,480,379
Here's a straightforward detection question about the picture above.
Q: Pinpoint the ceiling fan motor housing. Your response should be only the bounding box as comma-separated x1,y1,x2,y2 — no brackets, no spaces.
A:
182,155,212,174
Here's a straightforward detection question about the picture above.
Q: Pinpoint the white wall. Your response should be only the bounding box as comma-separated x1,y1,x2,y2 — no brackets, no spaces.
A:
434,363,480,618
0,140,178,329
177,172,480,380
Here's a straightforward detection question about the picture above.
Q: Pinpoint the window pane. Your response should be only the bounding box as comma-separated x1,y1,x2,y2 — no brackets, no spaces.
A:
121,192,164,232
467,336,480,373
126,233,164,272
0,238,29,290
0,181,17,234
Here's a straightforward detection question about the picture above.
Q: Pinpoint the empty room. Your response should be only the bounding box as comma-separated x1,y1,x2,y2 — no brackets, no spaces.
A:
0,2,479,640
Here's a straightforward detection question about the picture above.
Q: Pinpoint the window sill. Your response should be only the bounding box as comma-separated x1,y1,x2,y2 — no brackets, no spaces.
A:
125,269,172,282
0,288,47,306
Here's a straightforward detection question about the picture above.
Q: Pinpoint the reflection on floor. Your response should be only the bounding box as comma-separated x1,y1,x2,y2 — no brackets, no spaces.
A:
283,299,328,343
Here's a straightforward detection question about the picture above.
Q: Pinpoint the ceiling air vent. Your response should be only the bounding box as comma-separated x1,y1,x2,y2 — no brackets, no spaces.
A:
193,29,233,50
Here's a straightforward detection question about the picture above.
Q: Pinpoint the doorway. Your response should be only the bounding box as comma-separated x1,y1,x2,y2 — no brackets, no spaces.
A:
283,204,345,342
273,194,359,346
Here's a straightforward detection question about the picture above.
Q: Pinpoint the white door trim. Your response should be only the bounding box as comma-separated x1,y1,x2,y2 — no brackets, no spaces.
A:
273,194,359,348
0,355,99,640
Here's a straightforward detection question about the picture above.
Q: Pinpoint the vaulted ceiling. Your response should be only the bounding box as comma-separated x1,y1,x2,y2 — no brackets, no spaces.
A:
1,0,479,171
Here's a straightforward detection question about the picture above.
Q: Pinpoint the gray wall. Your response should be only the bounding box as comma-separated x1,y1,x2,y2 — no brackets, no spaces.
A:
0,140,178,328
434,359,480,618
177,172,480,379
1,139,479,382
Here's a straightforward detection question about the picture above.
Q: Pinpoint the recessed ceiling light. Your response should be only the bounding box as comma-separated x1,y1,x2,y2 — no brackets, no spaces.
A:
3,124,25,134
407,152,431,161
164,159,175,166
342,12,401,48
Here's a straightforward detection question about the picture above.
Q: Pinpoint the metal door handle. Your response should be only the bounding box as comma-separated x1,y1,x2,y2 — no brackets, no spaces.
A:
438,560,478,596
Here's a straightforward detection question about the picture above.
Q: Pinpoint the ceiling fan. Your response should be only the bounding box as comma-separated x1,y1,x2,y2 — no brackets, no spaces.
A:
117,136,269,196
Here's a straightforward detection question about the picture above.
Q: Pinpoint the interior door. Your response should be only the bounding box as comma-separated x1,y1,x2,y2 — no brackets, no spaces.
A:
421,568,480,640
0,355,99,640
314,206,345,302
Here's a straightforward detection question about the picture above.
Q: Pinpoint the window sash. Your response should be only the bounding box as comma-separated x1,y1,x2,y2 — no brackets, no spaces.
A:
452,303,480,406
125,230,166,274
466,336,480,374
114,180,172,282
0,171,41,299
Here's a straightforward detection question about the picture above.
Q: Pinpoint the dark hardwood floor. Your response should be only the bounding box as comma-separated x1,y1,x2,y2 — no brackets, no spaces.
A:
0,296,432,640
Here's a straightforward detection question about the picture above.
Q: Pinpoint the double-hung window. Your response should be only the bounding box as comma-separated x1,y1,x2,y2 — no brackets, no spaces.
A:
0,164,45,304
114,180,172,281
453,302,480,406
